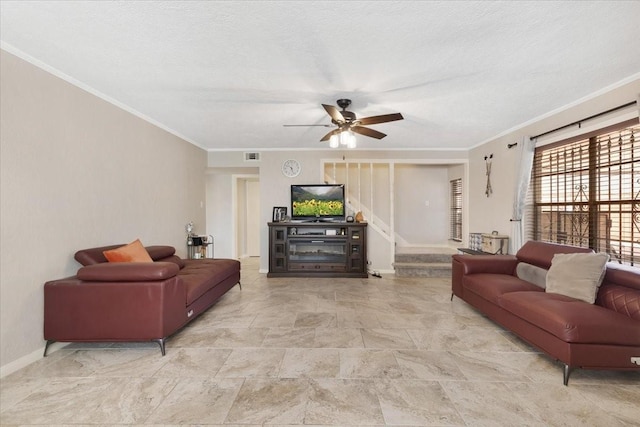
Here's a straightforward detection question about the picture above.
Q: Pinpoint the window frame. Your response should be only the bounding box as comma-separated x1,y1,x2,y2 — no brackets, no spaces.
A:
450,178,463,242
531,121,639,266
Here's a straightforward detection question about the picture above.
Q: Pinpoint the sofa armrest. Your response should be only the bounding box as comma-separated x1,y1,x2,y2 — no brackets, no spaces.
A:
77,262,179,282
451,255,518,300
44,275,187,341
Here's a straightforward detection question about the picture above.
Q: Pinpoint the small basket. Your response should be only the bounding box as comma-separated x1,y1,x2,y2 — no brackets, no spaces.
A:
469,233,483,251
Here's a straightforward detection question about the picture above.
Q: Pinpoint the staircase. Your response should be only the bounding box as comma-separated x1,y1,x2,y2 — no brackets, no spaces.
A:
393,247,456,278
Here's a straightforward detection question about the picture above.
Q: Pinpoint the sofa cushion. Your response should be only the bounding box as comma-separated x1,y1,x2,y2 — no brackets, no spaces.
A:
146,245,176,261
596,284,640,321
516,241,593,270
601,262,640,291
499,291,640,346
596,264,640,319
516,262,548,289
463,273,543,304
76,244,182,267
546,252,609,304
157,255,186,269
179,259,241,305
75,244,125,266
77,262,179,281
103,239,153,263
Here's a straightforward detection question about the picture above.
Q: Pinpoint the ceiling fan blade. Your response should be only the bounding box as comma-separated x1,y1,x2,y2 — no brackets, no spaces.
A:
320,128,341,142
322,104,345,123
351,125,387,140
357,113,404,126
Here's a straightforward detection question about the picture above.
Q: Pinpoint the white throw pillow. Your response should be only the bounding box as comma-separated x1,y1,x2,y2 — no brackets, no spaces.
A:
545,252,609,304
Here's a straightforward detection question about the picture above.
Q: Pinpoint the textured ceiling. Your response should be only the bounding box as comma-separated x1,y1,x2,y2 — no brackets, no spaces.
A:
1,1,639,151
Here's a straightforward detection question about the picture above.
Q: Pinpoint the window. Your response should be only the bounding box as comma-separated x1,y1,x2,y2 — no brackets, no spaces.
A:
450,178,462,241
531,123,639,266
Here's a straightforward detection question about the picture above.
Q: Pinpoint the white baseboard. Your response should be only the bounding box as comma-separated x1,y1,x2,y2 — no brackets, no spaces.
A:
0,342,68,378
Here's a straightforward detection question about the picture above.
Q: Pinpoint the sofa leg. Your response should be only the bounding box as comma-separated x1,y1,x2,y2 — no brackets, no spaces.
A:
153,338,166,356
450,292,454,301
237,281,242,290
43,340,55,357
563,364,573,386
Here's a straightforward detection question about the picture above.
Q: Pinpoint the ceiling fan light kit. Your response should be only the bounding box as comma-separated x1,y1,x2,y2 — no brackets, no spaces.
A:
330,130,356,148
329,134,339,148
287,99,403,149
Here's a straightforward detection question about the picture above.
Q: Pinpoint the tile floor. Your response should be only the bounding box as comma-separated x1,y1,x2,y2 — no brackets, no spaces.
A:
1,257,639,426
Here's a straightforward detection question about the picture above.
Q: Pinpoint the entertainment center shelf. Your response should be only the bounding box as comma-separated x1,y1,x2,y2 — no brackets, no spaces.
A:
268,222,368,278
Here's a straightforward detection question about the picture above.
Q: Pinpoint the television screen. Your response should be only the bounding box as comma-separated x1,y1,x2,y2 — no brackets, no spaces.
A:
291,184,345,221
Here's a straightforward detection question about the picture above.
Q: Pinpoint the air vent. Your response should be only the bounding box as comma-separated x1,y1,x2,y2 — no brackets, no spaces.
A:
244,152,261,162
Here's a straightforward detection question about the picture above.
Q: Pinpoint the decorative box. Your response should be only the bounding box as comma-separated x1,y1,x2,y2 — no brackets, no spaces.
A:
481,233,509,254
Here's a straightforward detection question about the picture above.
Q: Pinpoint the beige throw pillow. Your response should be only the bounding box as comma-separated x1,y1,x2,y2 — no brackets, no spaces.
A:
545,252,609,304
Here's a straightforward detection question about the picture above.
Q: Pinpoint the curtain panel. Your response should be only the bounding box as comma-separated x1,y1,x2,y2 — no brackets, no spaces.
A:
510,136,536,254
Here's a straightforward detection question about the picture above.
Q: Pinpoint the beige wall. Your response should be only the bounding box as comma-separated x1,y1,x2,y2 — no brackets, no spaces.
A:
394,164,450,245
0,50,208,373
467,78,640,245
208,150,468,272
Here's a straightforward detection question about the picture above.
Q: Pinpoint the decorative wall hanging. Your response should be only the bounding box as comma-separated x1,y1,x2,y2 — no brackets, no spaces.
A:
484,154,493,197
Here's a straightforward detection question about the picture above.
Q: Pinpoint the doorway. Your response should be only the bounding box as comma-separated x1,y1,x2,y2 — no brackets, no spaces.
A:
234,175,260,258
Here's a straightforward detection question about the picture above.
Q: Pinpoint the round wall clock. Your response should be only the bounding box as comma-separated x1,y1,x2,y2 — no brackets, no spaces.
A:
282,159,301,178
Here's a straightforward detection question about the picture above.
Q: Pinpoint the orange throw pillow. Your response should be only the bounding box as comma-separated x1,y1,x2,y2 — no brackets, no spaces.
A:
103,239,153,263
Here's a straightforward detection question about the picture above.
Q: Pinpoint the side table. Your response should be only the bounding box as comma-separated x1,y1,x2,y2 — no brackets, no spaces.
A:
187,235,214,259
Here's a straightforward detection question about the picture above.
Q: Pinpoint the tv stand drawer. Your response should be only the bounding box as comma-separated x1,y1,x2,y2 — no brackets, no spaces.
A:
289,263,346,272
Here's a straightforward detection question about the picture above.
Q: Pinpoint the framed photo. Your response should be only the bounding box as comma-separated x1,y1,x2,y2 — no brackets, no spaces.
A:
272,206,287,222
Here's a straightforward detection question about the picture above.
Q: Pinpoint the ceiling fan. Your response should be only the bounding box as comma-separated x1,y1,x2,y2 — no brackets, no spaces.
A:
284,99,404,143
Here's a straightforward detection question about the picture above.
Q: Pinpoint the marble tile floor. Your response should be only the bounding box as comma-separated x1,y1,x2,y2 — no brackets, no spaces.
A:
1,257,639,426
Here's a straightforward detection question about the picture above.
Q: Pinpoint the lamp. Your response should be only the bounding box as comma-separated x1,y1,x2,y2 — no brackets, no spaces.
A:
345,130,356,148
329,134,339,148
339,130,348,145
331,128,356,149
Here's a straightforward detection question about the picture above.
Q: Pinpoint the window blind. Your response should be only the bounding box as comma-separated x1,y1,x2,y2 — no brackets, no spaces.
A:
450,178,463,241
531,123,639,265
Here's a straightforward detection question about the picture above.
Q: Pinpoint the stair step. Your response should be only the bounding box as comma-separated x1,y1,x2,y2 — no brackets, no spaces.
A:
394,253,454,264
393,262,452,278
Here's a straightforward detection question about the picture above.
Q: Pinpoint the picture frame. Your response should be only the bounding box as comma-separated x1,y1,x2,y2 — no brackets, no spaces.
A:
272,206,287,222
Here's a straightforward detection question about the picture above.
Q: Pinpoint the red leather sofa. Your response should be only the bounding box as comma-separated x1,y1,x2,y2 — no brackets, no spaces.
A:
44,244,240,356
452,240,640,385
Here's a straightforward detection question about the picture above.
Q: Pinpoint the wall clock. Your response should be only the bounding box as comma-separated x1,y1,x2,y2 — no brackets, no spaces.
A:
282,159,301,178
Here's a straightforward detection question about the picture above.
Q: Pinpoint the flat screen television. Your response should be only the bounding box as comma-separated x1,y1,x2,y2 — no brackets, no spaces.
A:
291,184,345,221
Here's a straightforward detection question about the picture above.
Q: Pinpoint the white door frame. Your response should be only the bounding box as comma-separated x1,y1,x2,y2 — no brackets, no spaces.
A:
232,174,260,259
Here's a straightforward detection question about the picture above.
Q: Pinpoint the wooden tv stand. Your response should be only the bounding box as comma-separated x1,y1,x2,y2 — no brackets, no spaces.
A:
267,222,367,278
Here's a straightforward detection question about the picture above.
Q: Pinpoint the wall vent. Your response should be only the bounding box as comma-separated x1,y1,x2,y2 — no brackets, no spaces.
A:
244,152,261,162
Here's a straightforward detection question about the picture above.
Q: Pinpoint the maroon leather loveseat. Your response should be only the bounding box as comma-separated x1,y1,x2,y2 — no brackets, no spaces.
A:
452,240,640,385
44,244,240,356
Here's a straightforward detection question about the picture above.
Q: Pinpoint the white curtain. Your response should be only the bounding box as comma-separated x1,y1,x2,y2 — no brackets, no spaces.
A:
510,136,536,254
